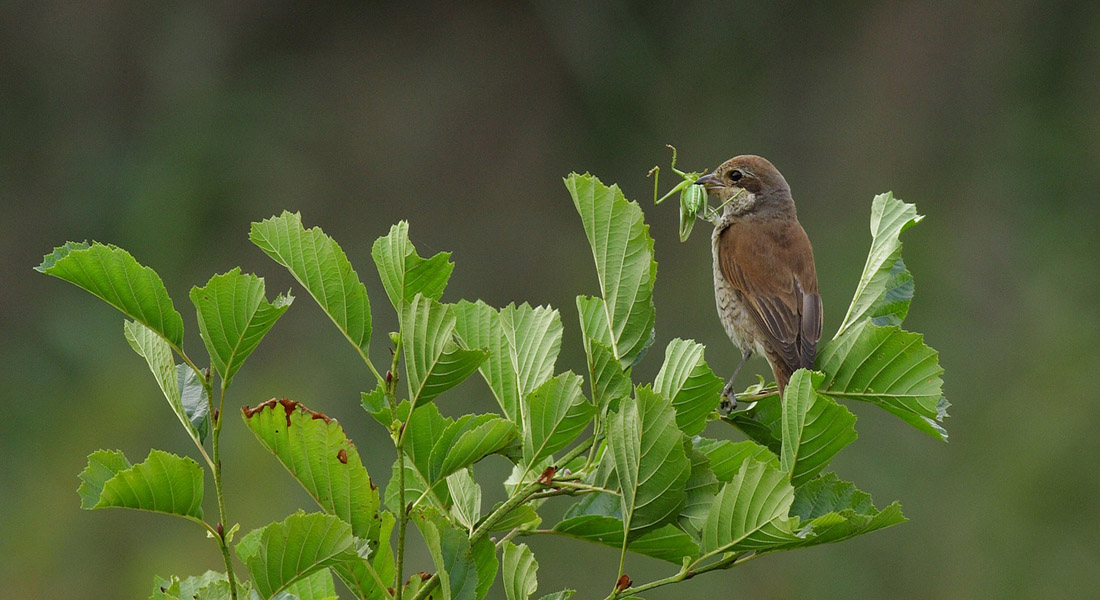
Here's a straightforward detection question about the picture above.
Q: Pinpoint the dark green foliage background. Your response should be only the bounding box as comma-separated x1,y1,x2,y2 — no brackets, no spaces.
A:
3,2,1098,597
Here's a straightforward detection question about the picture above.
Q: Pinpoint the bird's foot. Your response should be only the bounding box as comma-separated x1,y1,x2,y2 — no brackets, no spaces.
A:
720,381,738,414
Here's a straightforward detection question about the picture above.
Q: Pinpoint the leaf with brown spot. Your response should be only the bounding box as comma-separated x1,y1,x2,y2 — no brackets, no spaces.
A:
242,399,380,541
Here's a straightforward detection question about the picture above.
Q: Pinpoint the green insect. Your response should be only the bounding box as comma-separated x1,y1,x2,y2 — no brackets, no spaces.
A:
650,145,741,242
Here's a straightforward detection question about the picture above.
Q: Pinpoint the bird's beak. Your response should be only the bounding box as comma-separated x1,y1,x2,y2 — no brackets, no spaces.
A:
694,173,719,190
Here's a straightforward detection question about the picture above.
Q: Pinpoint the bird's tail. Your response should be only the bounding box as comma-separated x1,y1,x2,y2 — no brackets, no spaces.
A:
772,352,816,401
772,359,798,400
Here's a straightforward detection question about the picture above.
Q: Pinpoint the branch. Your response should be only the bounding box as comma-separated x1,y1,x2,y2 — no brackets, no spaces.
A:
408,438,596,600
603,552,760,600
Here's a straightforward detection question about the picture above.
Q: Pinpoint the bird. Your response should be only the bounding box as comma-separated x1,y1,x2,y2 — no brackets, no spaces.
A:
694,155,822,409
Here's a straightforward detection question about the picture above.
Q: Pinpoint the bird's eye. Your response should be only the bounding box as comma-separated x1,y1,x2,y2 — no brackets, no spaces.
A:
728,170,743,183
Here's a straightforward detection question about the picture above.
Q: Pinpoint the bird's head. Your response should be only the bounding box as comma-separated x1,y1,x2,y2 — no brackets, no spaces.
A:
695,155,792,217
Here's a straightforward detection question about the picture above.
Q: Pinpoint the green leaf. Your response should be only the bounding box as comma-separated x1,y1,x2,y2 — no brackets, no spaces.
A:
415,510,479,600
435,415,517,481
791,473,874,520
501,303,564,406
242,398,381,541
37,241,185,349
154,571,235,600
471,536,498,600
453,300,516,419
582,338,632,417
785,501,907,549
239,511,357,599
502,542,538,600
575,295,612,355
77,449,203,520
567,173,657,367
360,386,392,430
870,257,915,327
723,401,782,455
169,571,226,599
77,450,131,509
453,301,563,424
554,491,699,562
447,468,482,533
700,457,794,554
189,268,292,386
653,338,723,436
250,211,372,358
692,438,779,483
371,221,454,312
780,370,858,488
235,527,263,563
370,511,397,596
817,319,948,440
836,192,923,337
402,294,488,407
741,475,907,553
551,517,699,564
178,364,211,443
522,372,594,471
374,510,398,581
608,386,690,538
151,574,182,600
393,406,515,509
151,572,250,600
485,503,542,533
393,404,453,510
387,455,437,512
124,320,209,444
333,511,396,600
677,442,719,536
285,568,338,600
561,487,620,520
403,403,452,478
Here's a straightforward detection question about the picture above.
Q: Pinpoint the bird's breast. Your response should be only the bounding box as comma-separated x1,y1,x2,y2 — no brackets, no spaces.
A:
711,223,762,356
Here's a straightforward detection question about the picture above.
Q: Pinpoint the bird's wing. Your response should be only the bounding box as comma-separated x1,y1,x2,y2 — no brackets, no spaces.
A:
718,219,822,382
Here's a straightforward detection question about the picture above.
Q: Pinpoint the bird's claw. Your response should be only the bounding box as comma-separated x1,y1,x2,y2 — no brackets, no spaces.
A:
720,381,737,413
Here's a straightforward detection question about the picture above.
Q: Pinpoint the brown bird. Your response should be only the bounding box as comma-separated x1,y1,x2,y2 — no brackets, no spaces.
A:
695,155,822,408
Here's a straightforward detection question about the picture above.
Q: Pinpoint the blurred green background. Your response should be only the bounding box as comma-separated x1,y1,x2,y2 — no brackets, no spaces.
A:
3,2,1099,598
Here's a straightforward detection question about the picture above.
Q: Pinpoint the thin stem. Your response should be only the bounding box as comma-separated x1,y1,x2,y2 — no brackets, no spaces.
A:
388,332,407,600
408,574,438,600
601,552,755,600
177,348,239,598
395,446,407,600
356,345,388,389
527,479,618,501
495,527,522,547
176,349,204,381
211,380,238,599
733,387,779,403
474,437,593,545
192,434,215,472
585,426,602,471
583,354,603,470
408,483,435,511
614,532,629,595
528,488,590,501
